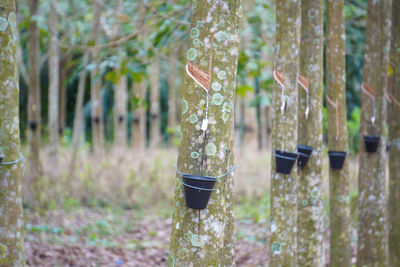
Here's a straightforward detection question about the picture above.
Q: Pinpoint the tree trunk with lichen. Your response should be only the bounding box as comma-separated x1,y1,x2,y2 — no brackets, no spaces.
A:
0,1,26,265
90,0,104,154
149,58,161,147
388,1,400,265
326,1,351,266
268,0,300,265
297,0,324,265
48,0,59,162
357,0,391,266
27,0,41,199
168,0,241,265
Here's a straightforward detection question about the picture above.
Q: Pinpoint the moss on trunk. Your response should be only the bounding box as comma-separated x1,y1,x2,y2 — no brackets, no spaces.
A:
269,1,301,266
0,1,26,265
325,1,352,266
388,1,400,265
357,0,391,266
297,0,324,265
168,1,241,265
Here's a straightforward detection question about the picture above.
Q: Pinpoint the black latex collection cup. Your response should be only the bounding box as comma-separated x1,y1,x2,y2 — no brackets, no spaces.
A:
363,135,380,153
274,150,298,175
181,174,217,210
328,151,346,170
297,145,313,168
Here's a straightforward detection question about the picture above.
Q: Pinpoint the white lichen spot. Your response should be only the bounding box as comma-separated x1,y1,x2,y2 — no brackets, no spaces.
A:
211,82,222,91
211,93,224,105
189,114,198,123
0,17,8,32
217,70,226,80
187,48,198,61
205,143,217,156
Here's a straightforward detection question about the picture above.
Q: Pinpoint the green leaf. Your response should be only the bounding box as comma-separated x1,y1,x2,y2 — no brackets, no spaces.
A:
236,85,254,97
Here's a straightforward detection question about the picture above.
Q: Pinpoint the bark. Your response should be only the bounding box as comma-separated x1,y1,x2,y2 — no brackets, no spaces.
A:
168,0,241,265
326,1,351,266
0,1,26,265
114,68,128,147
149,58,161,147
297,0,324,265
90,0,104,154
357,0,391,266
48,0,60,161
388,1,400,265
268,0,301,265
27,0,41,192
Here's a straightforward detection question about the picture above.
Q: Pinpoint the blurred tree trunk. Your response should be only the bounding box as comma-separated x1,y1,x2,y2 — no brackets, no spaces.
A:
48,0,59,162
90,0,104,154
168,0,241,265
297,0,324,265
388,1,400,265
132,80,147,149
132,2,147,149
149,58,161,147
114,69,128,147
326,1,351,266
0,1,26,264
168,53,178,146
59,53,72,137
357,0,391,266
268,0,300,265
28,0,41,193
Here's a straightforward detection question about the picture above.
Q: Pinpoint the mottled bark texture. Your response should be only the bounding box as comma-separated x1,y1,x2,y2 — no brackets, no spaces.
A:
0,1,26,265
269,0,301,266
27,0,41,192
90,0,104,154
149,58,162,147
357,0,391,266
168,1,241,265
297,0,324,265
48,0,60,161
326,1,351,266
388,1,400,265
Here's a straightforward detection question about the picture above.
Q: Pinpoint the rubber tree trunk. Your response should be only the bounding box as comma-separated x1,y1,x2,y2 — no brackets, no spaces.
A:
59,53,71,137
0,1,26,264
168,53,178,146
268,0,301,265
388,1,400,265
297,0,324,265
326,1,351,266
90,0,104,154
132,80,147,149
114,69,128,147
48,0,59,162
149,58,161,147
357,0,391,266
27,0,41,193
168,1,241,265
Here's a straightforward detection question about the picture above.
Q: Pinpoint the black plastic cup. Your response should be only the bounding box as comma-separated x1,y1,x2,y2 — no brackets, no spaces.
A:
363,135,380,153
181,174,217,210
297,145,313,168
275,150,298,175
328,151,346,170
386,143,391,152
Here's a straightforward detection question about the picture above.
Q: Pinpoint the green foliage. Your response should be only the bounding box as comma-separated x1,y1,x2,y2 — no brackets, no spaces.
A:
347,107,361,153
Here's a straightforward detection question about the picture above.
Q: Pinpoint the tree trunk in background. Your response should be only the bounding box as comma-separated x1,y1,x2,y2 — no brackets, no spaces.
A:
326,1,351,266
132,80,147,149
90,0,104,154
168,53,178,146
297,0,324,265
114,71,128,147
149,58,161,147
168,0,241,265
388,1,400,265
48,0,59,162
28,0,41,192
269,0,301,265
357,0,391,266
59,53,71,137
0,1,26,264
